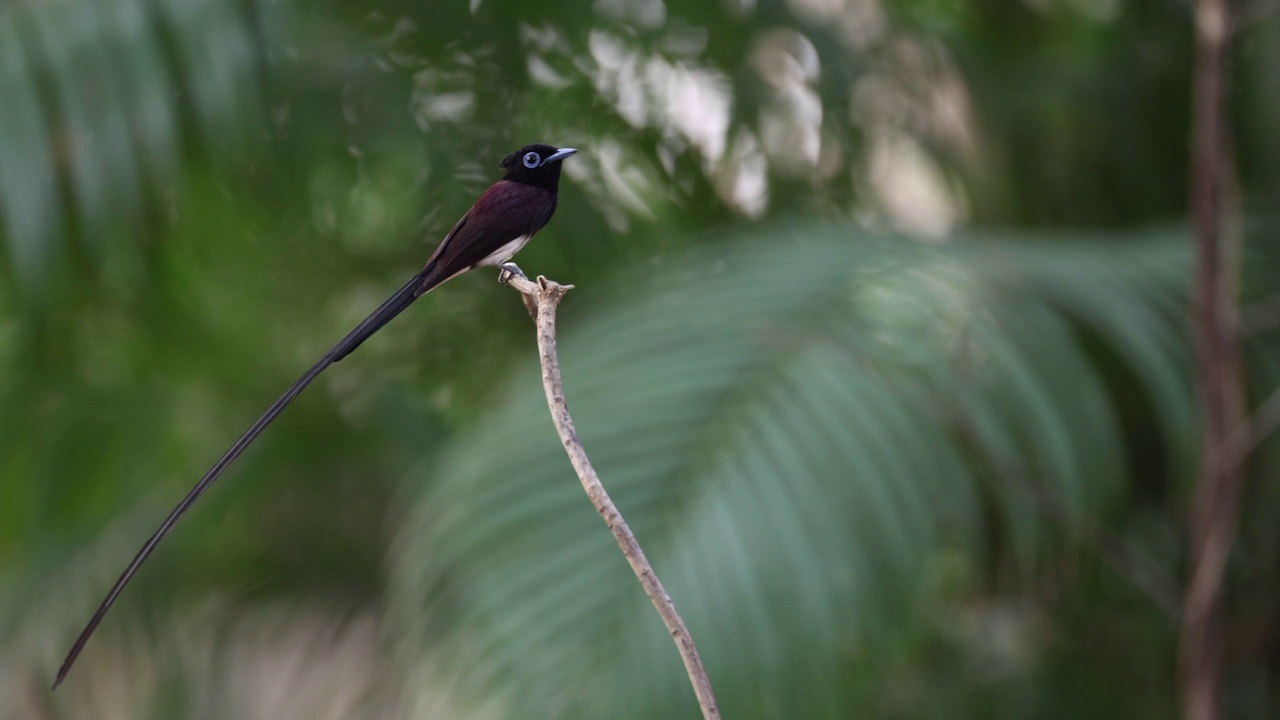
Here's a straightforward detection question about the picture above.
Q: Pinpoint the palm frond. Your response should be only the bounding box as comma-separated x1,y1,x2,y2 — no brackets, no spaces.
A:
0,0,268,289
388,224,1204,718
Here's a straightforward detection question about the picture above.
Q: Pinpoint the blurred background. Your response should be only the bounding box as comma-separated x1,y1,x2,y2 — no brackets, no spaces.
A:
1,0,1278,717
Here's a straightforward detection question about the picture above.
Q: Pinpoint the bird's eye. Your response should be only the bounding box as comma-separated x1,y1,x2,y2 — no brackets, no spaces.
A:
522,152,541,168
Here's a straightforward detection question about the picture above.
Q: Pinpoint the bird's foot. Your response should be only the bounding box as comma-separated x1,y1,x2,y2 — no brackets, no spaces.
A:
497,262,527,285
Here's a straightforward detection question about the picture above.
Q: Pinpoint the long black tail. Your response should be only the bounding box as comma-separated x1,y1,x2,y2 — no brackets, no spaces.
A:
54,268,432,689
331,270,433,361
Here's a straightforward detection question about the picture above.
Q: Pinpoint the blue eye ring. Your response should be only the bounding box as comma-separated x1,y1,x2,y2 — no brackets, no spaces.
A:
522,152,541,168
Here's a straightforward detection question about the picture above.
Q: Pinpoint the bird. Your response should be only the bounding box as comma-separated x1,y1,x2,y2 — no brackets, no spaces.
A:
53,143,578,689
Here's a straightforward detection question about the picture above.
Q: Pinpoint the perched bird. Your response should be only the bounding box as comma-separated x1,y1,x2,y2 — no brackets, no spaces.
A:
53,143,578,688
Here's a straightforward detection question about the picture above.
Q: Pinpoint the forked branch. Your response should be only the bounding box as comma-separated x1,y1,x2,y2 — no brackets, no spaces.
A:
500,271,720,720
1181,0,1247,717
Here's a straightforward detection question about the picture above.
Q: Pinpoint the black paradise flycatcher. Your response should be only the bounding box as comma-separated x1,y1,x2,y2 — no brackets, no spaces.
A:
53,143,578,688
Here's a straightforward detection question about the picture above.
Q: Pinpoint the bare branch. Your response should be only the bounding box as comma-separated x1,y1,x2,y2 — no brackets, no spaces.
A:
500,271,721,720
1181,0,1248,717
1225,383,1280,473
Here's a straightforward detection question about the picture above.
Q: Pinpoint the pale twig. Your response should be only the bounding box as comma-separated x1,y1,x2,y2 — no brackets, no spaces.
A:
1225,382,1280,473
1182,0,1247,717
499,271,721,720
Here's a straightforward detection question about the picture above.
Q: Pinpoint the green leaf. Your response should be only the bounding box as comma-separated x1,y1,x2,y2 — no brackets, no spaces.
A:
0,0,267,290
389,224,1202,718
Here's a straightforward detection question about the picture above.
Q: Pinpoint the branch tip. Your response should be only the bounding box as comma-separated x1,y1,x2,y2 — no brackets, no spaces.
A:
501,274,719,719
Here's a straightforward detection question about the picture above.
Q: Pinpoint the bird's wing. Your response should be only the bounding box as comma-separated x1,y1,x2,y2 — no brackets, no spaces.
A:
335,181,556,358
422,179,557,284
54,179,561,688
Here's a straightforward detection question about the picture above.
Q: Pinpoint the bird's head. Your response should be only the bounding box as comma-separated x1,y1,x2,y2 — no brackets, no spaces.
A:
499,144,577,192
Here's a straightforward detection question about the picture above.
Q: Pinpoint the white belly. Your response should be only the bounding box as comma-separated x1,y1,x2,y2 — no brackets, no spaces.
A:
476,234,532,268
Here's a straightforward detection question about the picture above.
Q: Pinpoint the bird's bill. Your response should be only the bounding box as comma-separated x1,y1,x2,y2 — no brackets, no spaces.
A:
545,147,578,163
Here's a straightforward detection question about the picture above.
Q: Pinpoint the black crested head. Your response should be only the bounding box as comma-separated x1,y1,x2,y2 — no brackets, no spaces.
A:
499,143,577,193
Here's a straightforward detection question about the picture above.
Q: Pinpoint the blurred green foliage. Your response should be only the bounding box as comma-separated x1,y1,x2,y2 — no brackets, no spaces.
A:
1,0,1278,717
